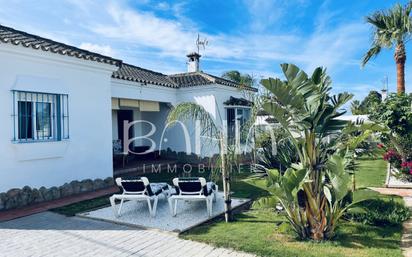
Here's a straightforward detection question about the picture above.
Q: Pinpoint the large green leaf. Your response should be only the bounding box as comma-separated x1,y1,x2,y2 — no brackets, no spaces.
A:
252,196,279,209
261,78,305,111
281,167,308,200
326,154,351,201
259,63,360,240
281,63,308,85
266,169,280,187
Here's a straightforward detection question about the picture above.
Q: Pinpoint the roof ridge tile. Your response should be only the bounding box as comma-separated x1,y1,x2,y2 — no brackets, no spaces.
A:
0,24,122,66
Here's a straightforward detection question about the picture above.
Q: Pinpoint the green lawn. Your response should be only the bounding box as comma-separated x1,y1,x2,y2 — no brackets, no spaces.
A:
356,158,387,189
52,195,111,216
181,159,404,257
181,209,402,257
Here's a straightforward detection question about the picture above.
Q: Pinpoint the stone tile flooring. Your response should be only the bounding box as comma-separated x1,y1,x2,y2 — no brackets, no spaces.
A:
80,193,249,232
0,212,256,257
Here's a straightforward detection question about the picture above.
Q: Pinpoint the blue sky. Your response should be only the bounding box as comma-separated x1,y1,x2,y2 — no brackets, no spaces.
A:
0,0,410,101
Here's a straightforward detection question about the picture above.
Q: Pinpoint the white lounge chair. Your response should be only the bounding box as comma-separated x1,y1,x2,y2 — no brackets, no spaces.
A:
110,177,169,217
168,177,218,217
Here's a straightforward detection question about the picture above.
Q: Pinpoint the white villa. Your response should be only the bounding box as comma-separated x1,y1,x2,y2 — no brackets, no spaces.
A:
0,25,256,193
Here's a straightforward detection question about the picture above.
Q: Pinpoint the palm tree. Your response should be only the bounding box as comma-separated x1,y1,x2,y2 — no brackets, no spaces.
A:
222,70,255,88
166,103,234,222
362,2,412,94
350,100,362,115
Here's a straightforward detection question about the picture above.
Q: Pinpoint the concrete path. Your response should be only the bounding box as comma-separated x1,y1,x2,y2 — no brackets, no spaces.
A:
0,212,255,257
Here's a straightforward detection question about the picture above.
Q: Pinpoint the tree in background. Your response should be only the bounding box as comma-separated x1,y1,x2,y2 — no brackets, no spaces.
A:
351,100,362,115
350,91,382,114
362,2,412,94
222,70,255,88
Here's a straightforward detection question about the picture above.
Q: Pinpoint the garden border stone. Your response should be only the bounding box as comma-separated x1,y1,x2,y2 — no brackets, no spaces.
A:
0,177,114,211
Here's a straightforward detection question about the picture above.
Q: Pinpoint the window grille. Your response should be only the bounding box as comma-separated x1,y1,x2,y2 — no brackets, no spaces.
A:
12,90,69,142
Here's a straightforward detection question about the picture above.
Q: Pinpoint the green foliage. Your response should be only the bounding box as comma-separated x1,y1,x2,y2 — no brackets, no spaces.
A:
370,93,412,160
251,196,279,209
351,91,382,115
182,163,404,256
351,100,362,115
362,2,412,66
222,70,255,88
370,93,412,135
261,63,358,240
346,198,411,226
255,127,298,171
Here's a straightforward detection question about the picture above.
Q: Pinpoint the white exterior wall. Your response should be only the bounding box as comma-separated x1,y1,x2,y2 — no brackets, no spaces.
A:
111,79,177,105
0,41,253,193
110,79,251,156
0,44,117,192
170,85,249,156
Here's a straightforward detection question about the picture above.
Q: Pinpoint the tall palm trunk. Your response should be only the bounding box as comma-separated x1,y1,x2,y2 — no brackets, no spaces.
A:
395,42,406,94
220,134,232,222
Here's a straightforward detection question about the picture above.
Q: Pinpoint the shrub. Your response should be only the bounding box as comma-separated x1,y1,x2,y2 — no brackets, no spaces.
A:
400,161,412,175
346,198,410,226
383,149,402,168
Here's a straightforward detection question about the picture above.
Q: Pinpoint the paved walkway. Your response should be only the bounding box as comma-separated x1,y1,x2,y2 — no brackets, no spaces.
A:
0,212,255,257
369,187,412,197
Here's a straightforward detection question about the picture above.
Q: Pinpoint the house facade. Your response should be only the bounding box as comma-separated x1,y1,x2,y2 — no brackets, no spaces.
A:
0,25,255,192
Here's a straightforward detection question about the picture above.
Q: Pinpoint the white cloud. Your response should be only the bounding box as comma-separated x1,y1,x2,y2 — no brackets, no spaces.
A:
244,0,283,32
155,2,170,11
0,0,371,84
300,23,368,73
243,0,310,32
79,42,115,56
91,3,195,56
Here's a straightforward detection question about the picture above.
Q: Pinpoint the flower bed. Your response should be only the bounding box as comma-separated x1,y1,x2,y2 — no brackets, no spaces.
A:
383,147,412,185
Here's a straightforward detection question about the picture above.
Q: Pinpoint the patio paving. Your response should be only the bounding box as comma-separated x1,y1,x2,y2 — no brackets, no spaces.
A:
0,211,255,257
79,192,250,233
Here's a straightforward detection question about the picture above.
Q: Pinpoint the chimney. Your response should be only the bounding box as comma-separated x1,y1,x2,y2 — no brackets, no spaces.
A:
187,52,201,72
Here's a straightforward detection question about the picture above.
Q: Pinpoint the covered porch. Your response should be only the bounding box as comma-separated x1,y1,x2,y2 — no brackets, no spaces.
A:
111,98,178,177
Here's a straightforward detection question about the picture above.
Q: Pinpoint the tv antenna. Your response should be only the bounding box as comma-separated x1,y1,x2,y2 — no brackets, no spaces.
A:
381,76,388,92
196,34,208,55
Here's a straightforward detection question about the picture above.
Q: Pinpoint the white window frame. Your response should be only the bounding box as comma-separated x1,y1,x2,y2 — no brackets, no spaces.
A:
225,105,251,147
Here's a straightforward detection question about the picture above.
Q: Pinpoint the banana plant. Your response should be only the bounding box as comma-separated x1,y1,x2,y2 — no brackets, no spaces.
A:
261,64,362,240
